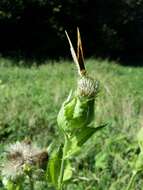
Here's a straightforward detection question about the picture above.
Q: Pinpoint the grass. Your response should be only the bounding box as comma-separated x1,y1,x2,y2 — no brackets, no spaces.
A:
0,58,143,189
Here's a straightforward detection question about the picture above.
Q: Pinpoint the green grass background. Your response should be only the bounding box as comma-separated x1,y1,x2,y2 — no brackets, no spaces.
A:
0,58,143,189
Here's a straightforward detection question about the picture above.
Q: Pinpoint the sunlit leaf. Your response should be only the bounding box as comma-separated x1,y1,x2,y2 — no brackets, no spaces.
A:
76,123,108,146
46,145,63,188
63,161,73,182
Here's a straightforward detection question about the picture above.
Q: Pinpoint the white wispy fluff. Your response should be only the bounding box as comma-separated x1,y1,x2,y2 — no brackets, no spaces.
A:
2,141,43,180
2,159,23,180
6,141,42,163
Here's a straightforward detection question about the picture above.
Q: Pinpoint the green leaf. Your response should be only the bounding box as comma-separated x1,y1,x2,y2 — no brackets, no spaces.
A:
6,181,15,190
137,127,143,152
95,152,109,170
2,178,22,190
63,161,73,182
76,123,108,146
65,124,108,158
46,145,63,188
65,137,80,158
57,94,95,133
135,153,143,172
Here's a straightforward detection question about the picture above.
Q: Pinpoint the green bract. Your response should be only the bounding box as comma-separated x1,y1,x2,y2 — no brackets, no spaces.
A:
57,76,98,134
57,96,94,133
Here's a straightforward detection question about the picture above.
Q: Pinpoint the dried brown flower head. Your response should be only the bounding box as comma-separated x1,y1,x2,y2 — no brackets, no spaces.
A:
2,141,48,180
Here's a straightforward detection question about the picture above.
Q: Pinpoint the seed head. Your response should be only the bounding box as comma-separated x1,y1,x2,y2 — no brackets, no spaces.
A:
2,141,48,180
2,158,24,180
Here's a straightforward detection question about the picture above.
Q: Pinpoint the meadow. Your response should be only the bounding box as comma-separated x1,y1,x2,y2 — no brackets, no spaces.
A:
0,58,143,189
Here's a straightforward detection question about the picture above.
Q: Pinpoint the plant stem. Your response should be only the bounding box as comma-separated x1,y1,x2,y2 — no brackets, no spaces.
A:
58,136,68,190
29,174,34,190
125,171,137,190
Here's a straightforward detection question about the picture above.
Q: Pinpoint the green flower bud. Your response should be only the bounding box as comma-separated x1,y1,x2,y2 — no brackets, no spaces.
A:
57,76,98,134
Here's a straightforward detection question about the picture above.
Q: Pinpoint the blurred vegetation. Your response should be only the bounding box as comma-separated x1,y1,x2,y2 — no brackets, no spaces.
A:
0,58,143,189
0,0,143,63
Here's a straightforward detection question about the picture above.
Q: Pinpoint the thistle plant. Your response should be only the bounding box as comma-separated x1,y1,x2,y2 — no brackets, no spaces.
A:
47,28,107,190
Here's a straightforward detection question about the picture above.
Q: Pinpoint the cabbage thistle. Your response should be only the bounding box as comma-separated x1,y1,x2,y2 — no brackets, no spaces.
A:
57,28,99,135
47,28,107,190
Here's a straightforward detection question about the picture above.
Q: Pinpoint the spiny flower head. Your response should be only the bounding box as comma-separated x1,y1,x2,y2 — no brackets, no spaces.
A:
77,76,99,97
